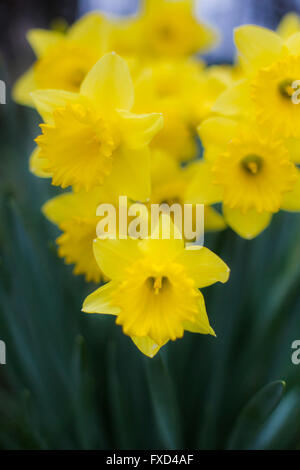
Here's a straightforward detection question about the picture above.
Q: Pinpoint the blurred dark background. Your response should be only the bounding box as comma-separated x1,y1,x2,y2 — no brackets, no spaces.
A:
0,0,78,81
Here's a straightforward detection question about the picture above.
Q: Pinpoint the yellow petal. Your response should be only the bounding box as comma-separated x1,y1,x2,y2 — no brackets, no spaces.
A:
27,29,64,58
140,213,185,263
198,23,219,53
42,193,83,226
224,206,272,239
185,161,223,205
277,13,300,39
212,79,252,117
176,246,230,288
198,117,239,162
146,0,165,13
57,217,102,284
31,89,80,124
131,336,164,358
117,109,163,149
281,171,300,211
43,194,72,226
82,281,120,315
80,52,134,113
12,67,36,106
285,138,300,164
43,188,108,226
93,238,140,280
205,206,227,232
286,32,300,55
234,25,283,72
108,146,151,202
151,148,180,184
183,293,215,336
68,12,109,54
29,147,52,178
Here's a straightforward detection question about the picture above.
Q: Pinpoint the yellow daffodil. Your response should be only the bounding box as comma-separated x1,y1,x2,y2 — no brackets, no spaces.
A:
30,53,163,197
133,64,197,161
185,116,300,239
42,148,224,282
43,186,118,283
218,25,300,140
151,149,226,232
13,12,111,106
116,0,217,58
133,59,228,161
145,59,229,125
82,215,229,357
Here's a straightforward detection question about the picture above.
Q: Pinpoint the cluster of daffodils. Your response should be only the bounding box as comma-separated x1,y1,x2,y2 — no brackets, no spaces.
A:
187,13,300,238
13,3,300,357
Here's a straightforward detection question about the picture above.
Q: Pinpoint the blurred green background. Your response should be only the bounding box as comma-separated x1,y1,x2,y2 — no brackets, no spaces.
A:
1,0,300,451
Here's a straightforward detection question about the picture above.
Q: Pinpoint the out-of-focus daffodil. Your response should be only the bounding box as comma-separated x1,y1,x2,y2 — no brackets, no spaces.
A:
31,53,163,196
133,59,228,161
219,25,300,140
186,117,300,239
82,215,229,357
43,187,119,283
13,13,111,106
133,63,197,161
151,149,226,232
148,59,229,125
110,0,217,59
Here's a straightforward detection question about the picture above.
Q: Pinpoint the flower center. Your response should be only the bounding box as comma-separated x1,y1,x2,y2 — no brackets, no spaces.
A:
213,137,297,213
147,275,169,295
158,25,174,41
278,78,295,99
252,56,300,138
241,154,263,176
112,259,199,344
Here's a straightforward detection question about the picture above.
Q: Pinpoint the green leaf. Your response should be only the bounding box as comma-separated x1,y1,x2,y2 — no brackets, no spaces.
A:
145,354,181,449
227,381,286,450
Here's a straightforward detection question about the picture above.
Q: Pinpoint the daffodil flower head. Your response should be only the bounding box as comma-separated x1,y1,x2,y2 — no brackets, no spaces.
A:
186,117,300,239
219,26,300,139
133,64,198,161
141,0,217,57
42,187,119,283
32,53,163,197
132,58,230,161
139,58,229,125
212,132,297,214
13,12,112,106
144,58,206,101
82,214,229,357
251,54,300,138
